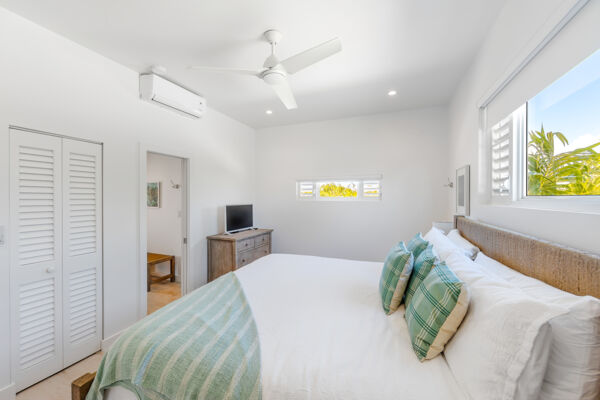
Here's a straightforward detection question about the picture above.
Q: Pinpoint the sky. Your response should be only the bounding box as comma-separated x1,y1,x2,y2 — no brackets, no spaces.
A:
528,48,600,155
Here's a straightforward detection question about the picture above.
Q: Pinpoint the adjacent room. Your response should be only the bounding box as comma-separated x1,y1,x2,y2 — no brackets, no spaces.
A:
0,1,598,400
146,152,186,314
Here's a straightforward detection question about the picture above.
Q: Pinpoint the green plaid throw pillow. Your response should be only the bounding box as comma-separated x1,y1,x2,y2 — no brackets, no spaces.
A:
405,262,469,361
406,233,429,260
404,244,437,307
379,242,414,315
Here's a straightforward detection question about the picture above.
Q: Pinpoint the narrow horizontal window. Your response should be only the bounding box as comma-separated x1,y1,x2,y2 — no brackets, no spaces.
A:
297,178,382,201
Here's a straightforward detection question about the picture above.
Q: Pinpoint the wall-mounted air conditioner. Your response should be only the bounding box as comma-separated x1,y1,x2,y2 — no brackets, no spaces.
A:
139,73,206,118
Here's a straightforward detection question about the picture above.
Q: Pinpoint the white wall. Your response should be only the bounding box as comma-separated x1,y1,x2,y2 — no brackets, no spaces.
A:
447,0,600,254
255,107,451,262
147,153,183,279
0,7,255,396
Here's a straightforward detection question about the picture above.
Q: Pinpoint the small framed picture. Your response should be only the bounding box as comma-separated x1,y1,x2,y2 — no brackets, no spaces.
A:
147,182,160,208
455,165,470,216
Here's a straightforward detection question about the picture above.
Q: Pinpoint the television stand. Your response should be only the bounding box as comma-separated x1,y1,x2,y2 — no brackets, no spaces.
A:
207,228,273,281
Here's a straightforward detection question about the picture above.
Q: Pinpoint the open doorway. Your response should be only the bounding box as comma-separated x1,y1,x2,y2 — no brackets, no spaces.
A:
146,152,186,314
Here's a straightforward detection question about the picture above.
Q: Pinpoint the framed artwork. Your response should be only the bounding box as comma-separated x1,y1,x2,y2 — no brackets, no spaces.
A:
455,165,470,216
147,182,160,208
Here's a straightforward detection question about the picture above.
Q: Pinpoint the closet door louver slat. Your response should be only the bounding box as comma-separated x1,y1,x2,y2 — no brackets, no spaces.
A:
10,130,63,391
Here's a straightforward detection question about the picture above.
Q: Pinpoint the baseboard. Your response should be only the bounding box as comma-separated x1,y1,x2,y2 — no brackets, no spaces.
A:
101,330,123,352
0,383,16,400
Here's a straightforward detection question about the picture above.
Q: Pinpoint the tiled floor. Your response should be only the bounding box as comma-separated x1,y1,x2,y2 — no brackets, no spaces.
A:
147,281,181,314
16,281,181,399
16,351,103,400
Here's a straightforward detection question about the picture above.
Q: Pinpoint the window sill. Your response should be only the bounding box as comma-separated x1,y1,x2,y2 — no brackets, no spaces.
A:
490,195,600,215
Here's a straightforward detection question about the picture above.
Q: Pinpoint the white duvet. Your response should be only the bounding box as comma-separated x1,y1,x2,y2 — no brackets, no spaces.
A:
106,253,465,400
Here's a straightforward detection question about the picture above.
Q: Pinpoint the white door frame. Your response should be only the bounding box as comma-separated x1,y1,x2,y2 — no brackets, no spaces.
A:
137,143,191,320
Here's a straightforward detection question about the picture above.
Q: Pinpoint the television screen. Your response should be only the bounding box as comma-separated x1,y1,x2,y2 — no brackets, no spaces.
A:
226,204,253,233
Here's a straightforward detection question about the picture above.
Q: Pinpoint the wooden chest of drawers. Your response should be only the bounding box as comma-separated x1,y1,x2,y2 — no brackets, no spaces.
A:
207,229,273,282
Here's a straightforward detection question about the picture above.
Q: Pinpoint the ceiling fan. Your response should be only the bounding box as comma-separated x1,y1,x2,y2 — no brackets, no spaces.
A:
189,30,342,110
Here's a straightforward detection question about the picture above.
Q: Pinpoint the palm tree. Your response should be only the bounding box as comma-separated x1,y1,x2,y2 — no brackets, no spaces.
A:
527,126,600,195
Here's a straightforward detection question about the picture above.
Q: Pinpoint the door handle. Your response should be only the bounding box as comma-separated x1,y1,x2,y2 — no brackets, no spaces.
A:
46,267,55,273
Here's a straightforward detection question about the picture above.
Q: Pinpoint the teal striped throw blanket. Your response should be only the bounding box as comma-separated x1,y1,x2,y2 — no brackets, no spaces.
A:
87,273,262,400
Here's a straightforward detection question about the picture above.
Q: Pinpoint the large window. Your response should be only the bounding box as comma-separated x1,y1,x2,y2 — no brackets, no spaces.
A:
297,178,382,200
491,49,600,199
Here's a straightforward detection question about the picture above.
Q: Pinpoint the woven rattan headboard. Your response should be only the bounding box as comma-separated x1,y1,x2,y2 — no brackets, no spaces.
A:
454,216,600,298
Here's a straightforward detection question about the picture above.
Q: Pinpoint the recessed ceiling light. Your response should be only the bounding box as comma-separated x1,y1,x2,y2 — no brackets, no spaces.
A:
388,90,397,97
265,110,273,115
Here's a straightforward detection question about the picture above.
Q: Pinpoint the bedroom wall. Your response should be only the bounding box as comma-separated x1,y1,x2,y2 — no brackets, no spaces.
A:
255,107,451,262
447,0,600,254
0,7,255,397
147,153,183,279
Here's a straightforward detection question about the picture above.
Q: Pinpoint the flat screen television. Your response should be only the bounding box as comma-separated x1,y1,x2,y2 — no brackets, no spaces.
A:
225,204,253,233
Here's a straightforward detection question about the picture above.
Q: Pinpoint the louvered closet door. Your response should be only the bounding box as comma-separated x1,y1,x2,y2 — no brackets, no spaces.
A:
62,138,102,367
9,130,63,391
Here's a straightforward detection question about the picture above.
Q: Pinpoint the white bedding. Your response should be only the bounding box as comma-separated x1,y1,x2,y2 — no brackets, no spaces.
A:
106,253,466,400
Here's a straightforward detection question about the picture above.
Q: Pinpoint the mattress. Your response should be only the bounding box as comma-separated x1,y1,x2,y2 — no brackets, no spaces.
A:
106,253,466,399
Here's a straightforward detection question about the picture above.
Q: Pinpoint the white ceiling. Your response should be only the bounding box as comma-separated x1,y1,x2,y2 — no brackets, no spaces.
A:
0,0,506,128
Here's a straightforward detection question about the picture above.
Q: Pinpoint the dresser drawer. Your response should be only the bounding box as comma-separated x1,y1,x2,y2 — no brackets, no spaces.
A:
237,245,270,268
255,234,270,247
253,244,270,259
238,238,255,252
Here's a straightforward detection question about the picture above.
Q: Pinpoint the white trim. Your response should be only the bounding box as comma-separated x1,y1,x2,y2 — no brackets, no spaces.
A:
138,143,192,321
101,330,123,352
0,383,15,400
477,0,590,108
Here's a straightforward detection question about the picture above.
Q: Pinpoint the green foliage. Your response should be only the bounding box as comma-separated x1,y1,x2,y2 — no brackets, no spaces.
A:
527,126,600,195
319,182,358,198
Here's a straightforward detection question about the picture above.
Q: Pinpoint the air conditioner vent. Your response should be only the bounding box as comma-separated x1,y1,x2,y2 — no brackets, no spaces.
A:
140,74,206,118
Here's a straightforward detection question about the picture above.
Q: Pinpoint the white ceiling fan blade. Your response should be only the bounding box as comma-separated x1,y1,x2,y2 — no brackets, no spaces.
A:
270,80,297,109
188,66,260,76
281,37,342,74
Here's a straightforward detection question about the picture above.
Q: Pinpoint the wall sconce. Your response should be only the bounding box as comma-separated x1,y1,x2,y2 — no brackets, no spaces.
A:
444,178,454,188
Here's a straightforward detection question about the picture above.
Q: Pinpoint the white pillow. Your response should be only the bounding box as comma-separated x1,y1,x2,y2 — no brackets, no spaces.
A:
447,229,480,260
475,252,600,400
443,252,567,400
423,227,462,261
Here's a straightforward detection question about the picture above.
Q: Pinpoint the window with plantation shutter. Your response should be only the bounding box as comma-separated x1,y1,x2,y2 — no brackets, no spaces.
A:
297,177,382,201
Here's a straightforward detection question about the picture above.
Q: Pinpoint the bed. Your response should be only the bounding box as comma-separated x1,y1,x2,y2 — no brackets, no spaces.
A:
75,216,600,400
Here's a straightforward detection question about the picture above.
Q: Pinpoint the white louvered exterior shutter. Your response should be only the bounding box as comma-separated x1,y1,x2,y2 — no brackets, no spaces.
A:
491,114,513,197
10,130,64,391
62,138,102,367
362,180,382,199
297,181,315,199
